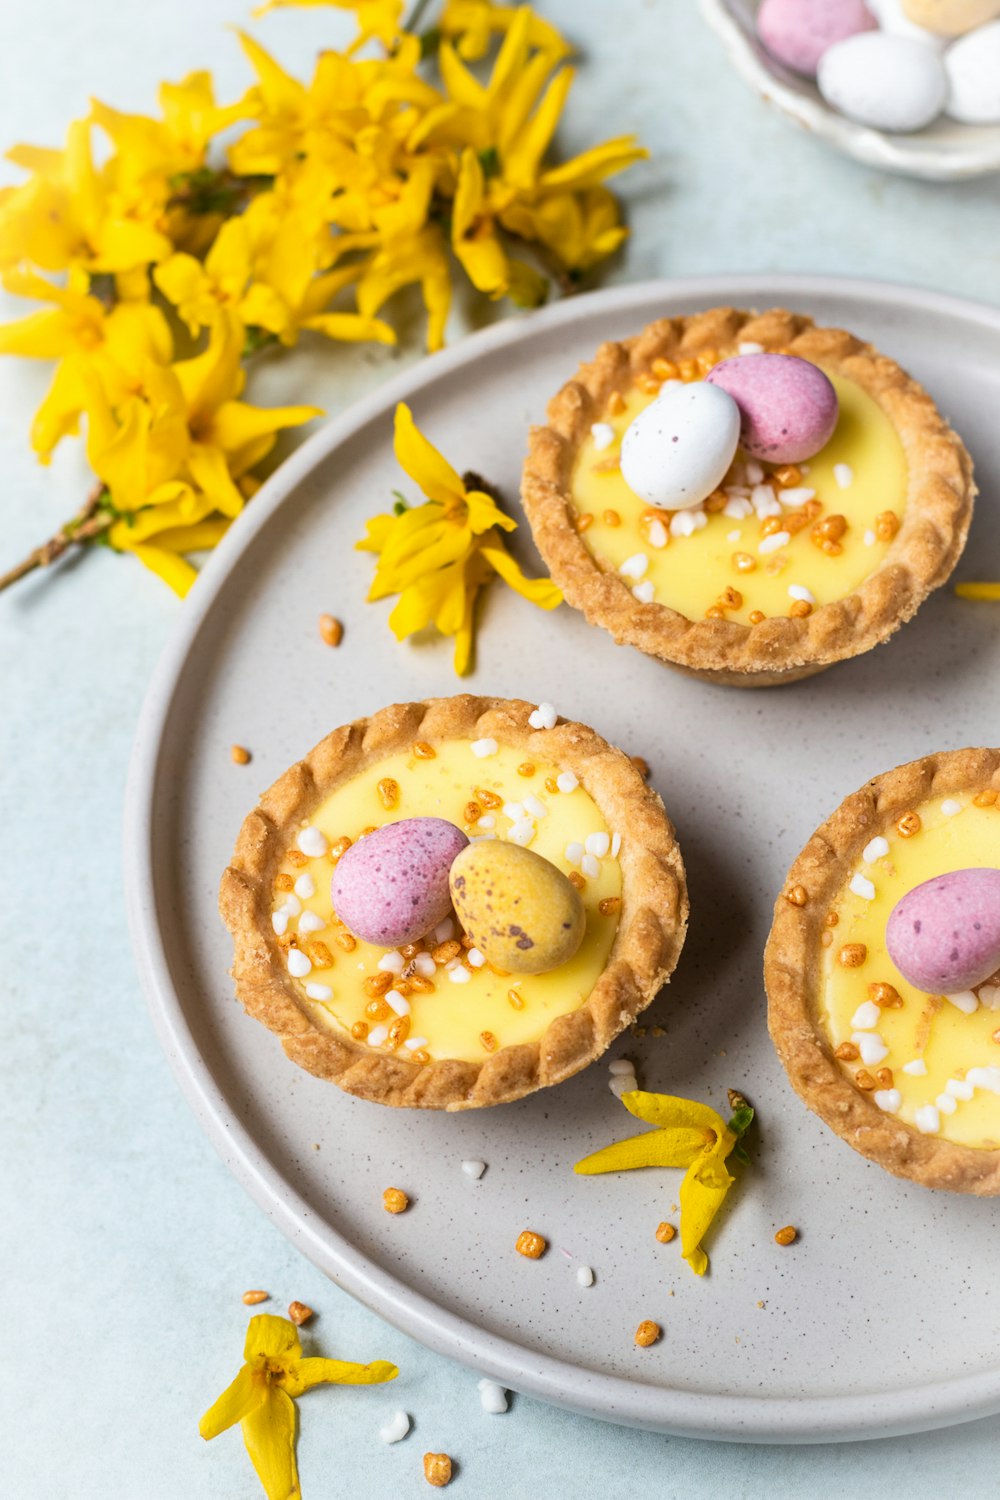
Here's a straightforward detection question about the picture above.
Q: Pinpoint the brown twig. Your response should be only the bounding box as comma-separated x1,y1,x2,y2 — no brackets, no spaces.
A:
0,484,112,594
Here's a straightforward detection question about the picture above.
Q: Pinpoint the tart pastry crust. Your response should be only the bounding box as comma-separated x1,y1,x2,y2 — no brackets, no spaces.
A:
220,695,688,1111
522,307,975,687
765,747,1000,1194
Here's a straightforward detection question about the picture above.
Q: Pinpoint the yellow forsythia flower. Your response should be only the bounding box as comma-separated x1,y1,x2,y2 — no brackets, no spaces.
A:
200,1313,397,1500
574,1091,755,1277
955,583,1000,599
358,402,561,675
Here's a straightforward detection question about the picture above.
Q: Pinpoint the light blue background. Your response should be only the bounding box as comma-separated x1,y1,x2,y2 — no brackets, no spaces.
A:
2,2,999,1495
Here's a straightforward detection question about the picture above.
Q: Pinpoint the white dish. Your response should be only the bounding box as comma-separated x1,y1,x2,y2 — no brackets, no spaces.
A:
125,274,1000,1443
701,0,1000,180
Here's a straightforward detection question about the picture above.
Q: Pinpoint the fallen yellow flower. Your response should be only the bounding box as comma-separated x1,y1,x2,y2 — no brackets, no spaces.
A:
200,1312,397,1500
574,1090,754,1277
358,401,560,674
955,582,1000,600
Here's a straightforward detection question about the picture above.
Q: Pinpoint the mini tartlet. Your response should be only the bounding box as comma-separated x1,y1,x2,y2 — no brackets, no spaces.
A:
522,306,975,687
765,747,1000,1194
220,696,688,1110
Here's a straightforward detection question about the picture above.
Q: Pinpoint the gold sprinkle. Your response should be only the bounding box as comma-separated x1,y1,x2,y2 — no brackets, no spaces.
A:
896,811,922,838
351,1020,369,1040
318,613,343,647
365,973,393,998
870,982,903,1009
875,510,900,542
785,884,808,907
335,931,357,953
377,777,400,810
607,390,626,415
288,1301,314,1325
230,743,251,765
574,512,595,533
655,1222,676,1243
774,1226,798,1247
876,1067,894,1088
517,762,535,778
274,872,294,893
974,789,998,807
306,940,333,968
568,870,586,890
748,609,766,625
838,943,867,968
423,1453,452,1489
634,1319,661,1347
652,357,678,380
242,1289,268,1305
516,1230,546,1259
834,1041,860,1062
733,552,757,574
480,1030,498,1052
603,508,621,527
855,1069,877,1091
383,1187,409,1214
789,599,813,619
412,740,436,760
599,896,622,916
631,755,650,779
508,989,525,1010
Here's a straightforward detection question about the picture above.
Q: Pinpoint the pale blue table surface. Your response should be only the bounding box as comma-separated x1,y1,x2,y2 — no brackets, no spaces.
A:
3,2,1000,1495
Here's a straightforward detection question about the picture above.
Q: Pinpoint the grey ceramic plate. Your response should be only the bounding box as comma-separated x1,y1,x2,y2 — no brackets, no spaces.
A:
701,0,1000,181
125,275,1000,1444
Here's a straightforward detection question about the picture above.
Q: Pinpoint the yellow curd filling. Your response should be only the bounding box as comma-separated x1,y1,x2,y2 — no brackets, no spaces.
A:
820,793,1000,1149
270,741,622,1063
570,370,907,626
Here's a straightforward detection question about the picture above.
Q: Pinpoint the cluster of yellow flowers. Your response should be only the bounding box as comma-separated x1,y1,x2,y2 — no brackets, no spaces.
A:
0,0,645,596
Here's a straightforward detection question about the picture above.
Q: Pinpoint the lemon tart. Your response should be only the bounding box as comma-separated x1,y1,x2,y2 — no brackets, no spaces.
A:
522,306,974,687
220,696,688,1110
765,747,1000,1193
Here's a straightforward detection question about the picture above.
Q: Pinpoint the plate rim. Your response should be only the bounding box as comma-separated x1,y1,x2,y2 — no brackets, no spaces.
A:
124,273,1000,1444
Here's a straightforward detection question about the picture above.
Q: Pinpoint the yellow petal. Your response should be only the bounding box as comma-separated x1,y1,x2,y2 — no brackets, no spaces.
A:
199,1364,266,1440
955,582,1000,600
283,1357,398,1396
0,309,76,360
574,1128,709,1176
150,518,231,552
245,1313,302,1365
621,1090,728,1137
464,489,514,533
208,400,321,475
127,542,199,596
679,1140,736,1277
241,1385,299,1500
504,67,574,190
187,442,245,519
540,136,649,194
173,310,246,424
300,312,396,346
393,403,465,508
477,540,562,609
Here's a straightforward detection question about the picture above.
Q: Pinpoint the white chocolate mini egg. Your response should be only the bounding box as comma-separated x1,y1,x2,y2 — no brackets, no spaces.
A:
818,32,948,130
945,20,1000,121
620,382,741,511
868,0,947,46
903,0,1000,36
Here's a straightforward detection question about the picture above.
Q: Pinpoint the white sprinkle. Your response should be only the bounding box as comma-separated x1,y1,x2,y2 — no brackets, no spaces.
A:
385,989,410,1016
979,985,1000,1011
413,952,437,979
833,463,853,489
739,341,764,355
507,818,536,847
449,965,472,984
272,911,289,936
620,552,649,580
378,1410,410,1444
576,1264,596,1287
902,1059,928,1076
585,831,611,858
968,1067,1000,1094
759,531,790,555
296,826,327,858
293,873,316,900
279,894,302,918
853,1031,889,1065
915,1105,941,1134
609,1074,637,1097
378,951,406,975
467,947,486,968
941,799,962,817
862,836,890,864
502,802,525,821
778,486,816,509
299,910,325,934
523,794,548,820
461,1159,487,1178
874,1089,901,1114
723,496,754,520
946,1077,975,1101
611,832,622,857
851,1000,881,1030
528,702,558,730
434,918,455,944
471,737,498,758
305,982,332,1001
557,771,579,794
745,459,764,485
478,1379,509,1414
581,853,601,879
864,529,877,546
632,580,655,604
367,1024,389,1046
935,1093,958,1115
404,1036,429,1050
608,1059,636,1076
850,873,876,901
670,508,707,537
647,519,669,549
727,528,742,543
945,990,978,1015
565,841,585,865
477,814,495,829
287,948,312,978
591,421,615,451
788,584,815,604
751,484,781,518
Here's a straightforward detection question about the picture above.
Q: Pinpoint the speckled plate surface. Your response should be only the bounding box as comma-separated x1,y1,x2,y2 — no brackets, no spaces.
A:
125,275,1000,1443
701,0,1000,181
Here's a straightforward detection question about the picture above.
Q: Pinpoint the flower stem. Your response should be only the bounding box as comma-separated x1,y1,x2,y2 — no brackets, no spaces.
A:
0,484,112,594
403,0,436,35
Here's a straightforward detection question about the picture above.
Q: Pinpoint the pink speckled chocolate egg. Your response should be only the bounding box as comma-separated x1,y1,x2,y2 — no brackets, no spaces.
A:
758,0,875,76
757,0,877,76
886,867,1000,994
706,353,839,464
332,817,468,947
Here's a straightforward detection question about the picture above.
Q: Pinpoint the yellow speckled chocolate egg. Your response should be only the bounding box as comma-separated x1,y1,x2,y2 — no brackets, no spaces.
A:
449,842,586,975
